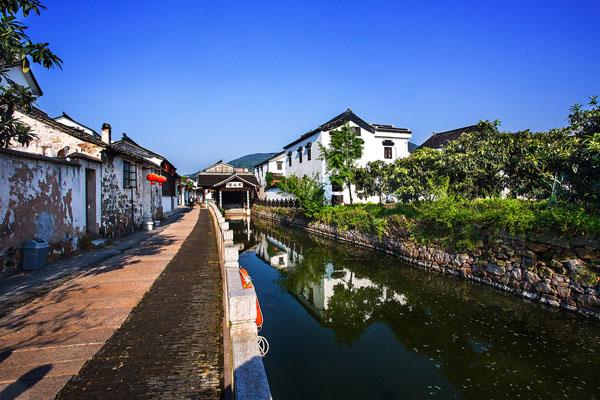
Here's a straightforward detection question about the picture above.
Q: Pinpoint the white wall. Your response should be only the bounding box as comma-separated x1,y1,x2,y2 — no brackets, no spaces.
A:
162,196,173,214
283,120,411,204
255,153,286,187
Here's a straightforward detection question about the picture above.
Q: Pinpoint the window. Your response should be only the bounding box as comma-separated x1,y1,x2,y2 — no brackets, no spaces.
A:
123,161,137,188
298,147,303,163
331,182,343,192
384,146,393,159
306,142,312,161
331,194,344,205
287,152,292,167
277,161,283,170
353,127,361,135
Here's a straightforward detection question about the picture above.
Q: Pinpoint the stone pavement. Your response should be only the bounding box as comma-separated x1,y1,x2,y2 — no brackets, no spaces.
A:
0,207,210,399
0,208,188,320
55,208,224,399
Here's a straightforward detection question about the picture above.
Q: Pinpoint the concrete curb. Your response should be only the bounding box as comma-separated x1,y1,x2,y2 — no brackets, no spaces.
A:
207,202,273,400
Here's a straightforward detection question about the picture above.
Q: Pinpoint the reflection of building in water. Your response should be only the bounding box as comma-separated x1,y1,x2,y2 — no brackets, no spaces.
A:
255,232,303,269
300,265,407,320
254,229,407,320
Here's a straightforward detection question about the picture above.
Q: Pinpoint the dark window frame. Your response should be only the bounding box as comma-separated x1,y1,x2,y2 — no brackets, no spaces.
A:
123,160,137,189
384,146,393,159
287,152,292,167
276,161,283,170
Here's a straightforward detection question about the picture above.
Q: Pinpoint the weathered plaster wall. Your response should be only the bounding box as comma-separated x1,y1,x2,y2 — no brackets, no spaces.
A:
162,195,173,214
0,152,87,273
254,207,600,320
100,155,145,237
12,111,103,158
141,169,163,220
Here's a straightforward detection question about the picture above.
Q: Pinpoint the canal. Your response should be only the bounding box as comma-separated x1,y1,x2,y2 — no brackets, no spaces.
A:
229,218,599,400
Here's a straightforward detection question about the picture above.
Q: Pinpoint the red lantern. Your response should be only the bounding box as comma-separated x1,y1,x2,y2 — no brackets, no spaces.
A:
146,173,160,185
157,175,167,186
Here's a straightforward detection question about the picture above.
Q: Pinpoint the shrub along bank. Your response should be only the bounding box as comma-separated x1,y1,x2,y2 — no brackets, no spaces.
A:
254,199,600,318
271,198,600,249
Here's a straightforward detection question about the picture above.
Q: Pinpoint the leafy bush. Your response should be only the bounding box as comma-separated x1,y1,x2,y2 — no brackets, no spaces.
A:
303,198,600,250
278,174,326,218
315,205,387,237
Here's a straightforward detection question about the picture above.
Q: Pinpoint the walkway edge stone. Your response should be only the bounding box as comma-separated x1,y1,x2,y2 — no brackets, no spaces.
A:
207,202,273,400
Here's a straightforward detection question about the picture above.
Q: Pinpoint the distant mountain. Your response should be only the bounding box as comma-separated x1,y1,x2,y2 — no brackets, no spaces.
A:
408,142,418,153
228,153,277,170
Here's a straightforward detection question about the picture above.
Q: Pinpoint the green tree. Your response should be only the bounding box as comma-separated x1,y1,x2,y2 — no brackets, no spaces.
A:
442,121,509,199
1,0,62,148
278,174,326,218
319,124,364,204
388,147,445,202
265,171,274,187
563,97,600,210
354,160,393,203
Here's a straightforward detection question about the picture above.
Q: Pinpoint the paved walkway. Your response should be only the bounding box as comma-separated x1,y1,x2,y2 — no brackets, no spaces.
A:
0,208,187,319
55,208,223,399
0,208,222,399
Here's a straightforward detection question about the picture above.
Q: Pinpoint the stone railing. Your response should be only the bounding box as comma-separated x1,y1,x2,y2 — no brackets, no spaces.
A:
207,201,272,400
254,206,600,320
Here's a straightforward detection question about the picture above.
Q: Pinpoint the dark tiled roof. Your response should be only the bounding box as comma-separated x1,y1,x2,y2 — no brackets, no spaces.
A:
419,125,479,149
0,147,80,166
283,109,411,149
372,124,411,134
283,109,374,149
196,173,259,188
110,134,177,174
26,107,106,147
255,151,285,167
111,133,165,161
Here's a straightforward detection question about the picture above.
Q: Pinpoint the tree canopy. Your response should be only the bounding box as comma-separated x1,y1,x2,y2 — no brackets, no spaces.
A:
1,0,62,148
319,123,364,204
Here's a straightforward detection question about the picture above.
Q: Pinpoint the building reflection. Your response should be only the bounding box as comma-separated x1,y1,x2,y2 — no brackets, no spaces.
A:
253,229,408,324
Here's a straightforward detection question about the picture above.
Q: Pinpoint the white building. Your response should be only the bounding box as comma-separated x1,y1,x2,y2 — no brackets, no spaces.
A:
254,151,293,200
282,109,412,204
254,151,285,187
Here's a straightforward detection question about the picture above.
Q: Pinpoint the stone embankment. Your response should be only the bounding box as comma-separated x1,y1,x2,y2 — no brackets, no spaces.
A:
207,202,272,400
254,207,600,320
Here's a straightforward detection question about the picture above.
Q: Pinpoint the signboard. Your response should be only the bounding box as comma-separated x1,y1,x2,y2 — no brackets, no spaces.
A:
226,181,243,189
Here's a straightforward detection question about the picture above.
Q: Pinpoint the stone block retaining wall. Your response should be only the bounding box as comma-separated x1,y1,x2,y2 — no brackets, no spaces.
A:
207,202,273,400
254,207,600,320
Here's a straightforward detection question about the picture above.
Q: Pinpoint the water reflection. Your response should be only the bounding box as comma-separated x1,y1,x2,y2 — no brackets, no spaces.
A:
235,219,600,400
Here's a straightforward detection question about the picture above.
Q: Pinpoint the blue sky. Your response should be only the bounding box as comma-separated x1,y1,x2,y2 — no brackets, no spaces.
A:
27,0,600,174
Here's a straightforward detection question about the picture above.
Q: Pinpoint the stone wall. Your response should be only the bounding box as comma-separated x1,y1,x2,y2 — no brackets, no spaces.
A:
254,207,600,320
100,155,145,238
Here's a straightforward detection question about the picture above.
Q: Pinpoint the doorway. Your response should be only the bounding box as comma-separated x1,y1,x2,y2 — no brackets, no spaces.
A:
85,169,97,233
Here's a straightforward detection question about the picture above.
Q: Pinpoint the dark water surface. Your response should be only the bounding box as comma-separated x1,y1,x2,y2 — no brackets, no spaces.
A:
229,218,599,400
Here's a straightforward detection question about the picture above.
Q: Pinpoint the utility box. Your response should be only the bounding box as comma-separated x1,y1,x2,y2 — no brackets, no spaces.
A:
22,239,50,271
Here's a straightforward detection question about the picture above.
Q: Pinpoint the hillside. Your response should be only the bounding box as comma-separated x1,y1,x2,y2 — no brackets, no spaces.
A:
228,152,277,170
